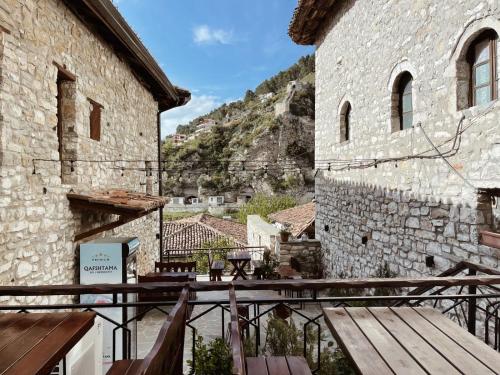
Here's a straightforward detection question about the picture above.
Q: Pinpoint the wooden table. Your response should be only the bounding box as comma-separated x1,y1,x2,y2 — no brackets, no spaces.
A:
323,306,500,375
146,271,196,281
0,311,96,375
227,251,251,280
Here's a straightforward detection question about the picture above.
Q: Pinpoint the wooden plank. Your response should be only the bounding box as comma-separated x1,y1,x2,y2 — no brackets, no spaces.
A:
246,357,269,375
0,275,499,296
323,308,394,375
346,308,426,375
0,313,69,374
106,360,136,375
368,307,460,374
265,357,291,375
285,356,312,375
415,307,500,372
0,313,29,330
391,307,495,375
5,312,96,375
0,314,45,351
229,286,246,375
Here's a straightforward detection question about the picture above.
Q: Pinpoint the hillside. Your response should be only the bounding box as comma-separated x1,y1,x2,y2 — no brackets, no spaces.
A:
162,55,315,202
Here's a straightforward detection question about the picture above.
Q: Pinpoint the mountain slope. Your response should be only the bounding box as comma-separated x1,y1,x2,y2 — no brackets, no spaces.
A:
162,55,315,201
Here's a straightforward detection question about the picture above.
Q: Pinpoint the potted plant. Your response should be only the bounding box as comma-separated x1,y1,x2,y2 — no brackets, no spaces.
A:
279,223,292,242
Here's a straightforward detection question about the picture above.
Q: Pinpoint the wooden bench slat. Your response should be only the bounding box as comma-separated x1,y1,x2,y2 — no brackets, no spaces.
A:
323,308,394,375
285,356,312,375
246,357,268,375
414,307,500,373
4,312,95,375
368,307,460,375
0,313,69,373
391,307,496,375
106,360,136,375
211,261,225,270
346,307,427,375
0,314,44,351
265,357,291,375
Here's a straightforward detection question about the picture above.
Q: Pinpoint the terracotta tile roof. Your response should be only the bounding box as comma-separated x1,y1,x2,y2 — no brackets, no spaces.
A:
67,190,168,215
163,214,247,250
268,202,315,237
288,0,338,45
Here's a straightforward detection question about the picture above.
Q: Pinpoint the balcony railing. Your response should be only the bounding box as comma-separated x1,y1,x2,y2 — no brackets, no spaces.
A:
0,261,498,374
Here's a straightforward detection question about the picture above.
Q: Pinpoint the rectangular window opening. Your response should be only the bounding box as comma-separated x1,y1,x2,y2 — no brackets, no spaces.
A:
88,99,102,142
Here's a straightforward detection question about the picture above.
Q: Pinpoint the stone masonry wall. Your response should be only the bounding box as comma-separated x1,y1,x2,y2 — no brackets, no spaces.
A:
279,239,322,278
314,0,500,277
0,0,161,296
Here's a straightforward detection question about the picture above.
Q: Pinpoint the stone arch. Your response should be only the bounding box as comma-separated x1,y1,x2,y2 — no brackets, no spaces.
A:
387,60,417,133
448,17,500,110
337,97,352,143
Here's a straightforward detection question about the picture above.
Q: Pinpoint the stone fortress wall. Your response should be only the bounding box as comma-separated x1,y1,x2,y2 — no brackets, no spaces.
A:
314,0,500,277
0,0,161,297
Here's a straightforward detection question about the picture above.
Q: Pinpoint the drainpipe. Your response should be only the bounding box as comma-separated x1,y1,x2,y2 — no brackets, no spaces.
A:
157,110,163,263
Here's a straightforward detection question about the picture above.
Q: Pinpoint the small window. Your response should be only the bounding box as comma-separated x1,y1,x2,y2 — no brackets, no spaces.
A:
467,30,498,107
339,101,351,142
89,99,102,141
398,72,413,130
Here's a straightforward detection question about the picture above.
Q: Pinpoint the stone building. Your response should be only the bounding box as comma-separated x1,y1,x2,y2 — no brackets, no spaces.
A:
289,0,500,277
0,0,189,291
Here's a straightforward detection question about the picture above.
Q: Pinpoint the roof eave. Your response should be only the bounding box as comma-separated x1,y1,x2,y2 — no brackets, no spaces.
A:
288,0,338,45
62,0,190,111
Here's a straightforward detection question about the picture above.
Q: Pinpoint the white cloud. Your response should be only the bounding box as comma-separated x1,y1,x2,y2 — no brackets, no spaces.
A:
161,94,222,137
193,25,233,45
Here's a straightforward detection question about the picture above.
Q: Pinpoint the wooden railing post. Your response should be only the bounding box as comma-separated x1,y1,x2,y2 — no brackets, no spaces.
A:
467,268,477,335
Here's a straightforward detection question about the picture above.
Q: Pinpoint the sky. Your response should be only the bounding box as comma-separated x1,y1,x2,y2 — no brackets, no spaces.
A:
113,0,313,137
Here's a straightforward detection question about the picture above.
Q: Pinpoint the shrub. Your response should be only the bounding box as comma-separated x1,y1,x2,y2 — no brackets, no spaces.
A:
188,335,232,375
193,237,233,274
237,193,296,224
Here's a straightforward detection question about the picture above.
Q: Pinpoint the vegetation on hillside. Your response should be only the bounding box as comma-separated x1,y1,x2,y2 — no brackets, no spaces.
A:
236,194,296,224
162,54,315,197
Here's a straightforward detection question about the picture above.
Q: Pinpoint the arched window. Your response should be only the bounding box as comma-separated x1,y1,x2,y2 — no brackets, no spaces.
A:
467,30,498,107
398,72,413,130
340,101,351,142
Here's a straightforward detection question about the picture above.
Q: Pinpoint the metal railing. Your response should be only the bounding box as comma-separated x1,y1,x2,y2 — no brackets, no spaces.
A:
0,262,498,374
162,246,267,264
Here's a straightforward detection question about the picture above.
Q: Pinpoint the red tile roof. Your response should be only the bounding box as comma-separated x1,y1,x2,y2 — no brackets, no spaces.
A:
163,214,247,250
268,202,315,237
288,0,338,45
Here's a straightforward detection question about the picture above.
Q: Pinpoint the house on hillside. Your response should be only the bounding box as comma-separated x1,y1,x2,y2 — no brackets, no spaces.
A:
0,0,189,288
163,214,247,253
289,0,500,277
269,202,316,240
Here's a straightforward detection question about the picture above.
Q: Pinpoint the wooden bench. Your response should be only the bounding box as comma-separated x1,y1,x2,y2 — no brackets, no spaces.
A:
229,287,312,375
208,252,225,281
323,306,500,375
137,274,190,319
107,288,189,375
155,261,197,273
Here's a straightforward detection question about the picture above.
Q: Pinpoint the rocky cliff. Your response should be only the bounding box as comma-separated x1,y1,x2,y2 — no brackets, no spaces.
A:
162,55,315,203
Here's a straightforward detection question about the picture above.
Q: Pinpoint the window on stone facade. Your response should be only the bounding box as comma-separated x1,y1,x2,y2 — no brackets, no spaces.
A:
467,30,498,107
398,72,413,130
89,99,102,141
339,101,351,142
55,62,76,181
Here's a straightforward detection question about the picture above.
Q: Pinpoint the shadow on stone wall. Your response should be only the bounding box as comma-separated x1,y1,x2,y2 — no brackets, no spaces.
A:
315,177,499,278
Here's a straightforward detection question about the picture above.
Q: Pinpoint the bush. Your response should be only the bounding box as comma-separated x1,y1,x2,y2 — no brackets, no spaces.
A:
237,194,296,224
188,335,232,375
193,237,233,274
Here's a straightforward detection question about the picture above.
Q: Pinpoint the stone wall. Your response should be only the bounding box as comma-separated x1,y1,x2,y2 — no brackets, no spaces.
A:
314,0,500,276
0,0,162,294
278,239,322,278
